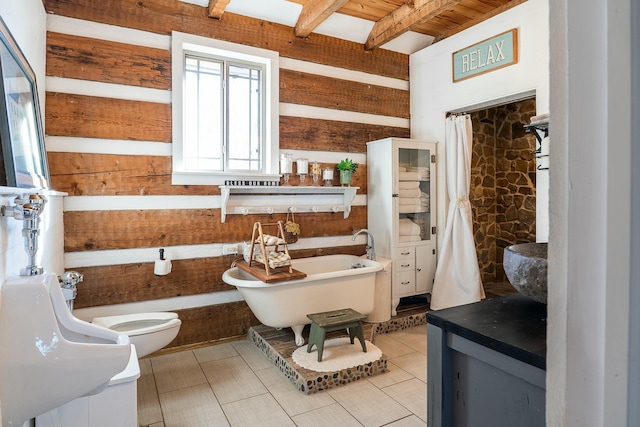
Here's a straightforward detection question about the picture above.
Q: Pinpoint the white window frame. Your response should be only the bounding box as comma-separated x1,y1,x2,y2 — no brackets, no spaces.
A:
171,31,280,185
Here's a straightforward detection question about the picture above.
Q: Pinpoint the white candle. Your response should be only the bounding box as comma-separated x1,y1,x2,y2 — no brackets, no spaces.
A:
296,158,309,175
280,153,292,174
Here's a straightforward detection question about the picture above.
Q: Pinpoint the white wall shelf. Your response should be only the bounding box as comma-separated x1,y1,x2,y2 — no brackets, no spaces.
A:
219,185,359,223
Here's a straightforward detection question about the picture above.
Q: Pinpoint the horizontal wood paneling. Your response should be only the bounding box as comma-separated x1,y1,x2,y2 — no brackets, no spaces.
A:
44,0,409,80
280,116,409,152
49,152,366,196
73,256,236,307
46,92,172,141
45,79,405,149
48,152,218,196
64,207,368,252
73,245,366,308
168,302,260,349
43,0,405,347
280,69,409,118
46,32,171,89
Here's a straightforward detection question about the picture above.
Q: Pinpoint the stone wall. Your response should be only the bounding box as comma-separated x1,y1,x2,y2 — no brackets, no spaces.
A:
470,99,537,284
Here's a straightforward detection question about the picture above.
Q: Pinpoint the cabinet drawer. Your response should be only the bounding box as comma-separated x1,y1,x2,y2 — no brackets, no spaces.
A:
395,259,415,272
394,271,415,296
396,247,415,259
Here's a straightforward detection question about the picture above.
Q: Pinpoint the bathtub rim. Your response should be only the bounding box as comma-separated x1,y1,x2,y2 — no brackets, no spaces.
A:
222,254,383,288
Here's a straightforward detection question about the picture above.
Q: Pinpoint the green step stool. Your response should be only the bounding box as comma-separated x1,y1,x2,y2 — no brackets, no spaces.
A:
306,308,367,362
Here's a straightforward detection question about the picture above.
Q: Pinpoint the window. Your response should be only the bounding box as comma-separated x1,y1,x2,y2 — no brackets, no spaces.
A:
172,32,279,185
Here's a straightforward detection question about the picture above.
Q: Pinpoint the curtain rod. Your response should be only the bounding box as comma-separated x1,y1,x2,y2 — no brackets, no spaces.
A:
445,90,537,118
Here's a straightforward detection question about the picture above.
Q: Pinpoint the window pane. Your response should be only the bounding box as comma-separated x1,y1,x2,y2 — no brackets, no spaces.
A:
184,56,223,171
227,64,262,172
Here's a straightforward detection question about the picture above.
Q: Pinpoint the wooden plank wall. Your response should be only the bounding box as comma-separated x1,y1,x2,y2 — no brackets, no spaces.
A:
43,0,410,350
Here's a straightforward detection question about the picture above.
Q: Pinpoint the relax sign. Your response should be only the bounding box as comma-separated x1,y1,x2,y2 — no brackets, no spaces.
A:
452,29,518,82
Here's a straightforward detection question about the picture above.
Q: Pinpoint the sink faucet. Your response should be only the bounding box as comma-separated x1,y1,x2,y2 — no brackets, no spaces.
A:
352,229,376,261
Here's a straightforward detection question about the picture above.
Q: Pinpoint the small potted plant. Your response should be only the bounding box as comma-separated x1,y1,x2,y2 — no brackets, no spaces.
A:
337,158,359,187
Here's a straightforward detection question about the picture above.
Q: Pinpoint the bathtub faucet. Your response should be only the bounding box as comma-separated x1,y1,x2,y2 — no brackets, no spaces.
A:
352,229,376,261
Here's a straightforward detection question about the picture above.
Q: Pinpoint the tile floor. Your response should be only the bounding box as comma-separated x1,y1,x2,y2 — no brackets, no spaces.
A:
137,325,427,427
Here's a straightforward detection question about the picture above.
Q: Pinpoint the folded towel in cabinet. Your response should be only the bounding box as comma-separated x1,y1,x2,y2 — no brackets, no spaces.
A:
399,205,428,213
399,171,420,181
399,188,421,198
399,197,422,205
399,235,422,243
398,181,420,190
406,167,430,180
399,218,421,236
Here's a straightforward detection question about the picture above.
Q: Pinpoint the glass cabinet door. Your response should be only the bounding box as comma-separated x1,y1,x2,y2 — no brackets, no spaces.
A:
396,145,432,244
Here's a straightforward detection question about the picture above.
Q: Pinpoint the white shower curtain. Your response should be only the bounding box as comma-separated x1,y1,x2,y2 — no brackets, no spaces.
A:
430,114,484,310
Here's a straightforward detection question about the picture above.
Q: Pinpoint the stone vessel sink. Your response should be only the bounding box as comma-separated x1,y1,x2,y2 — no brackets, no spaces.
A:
503,242,548,304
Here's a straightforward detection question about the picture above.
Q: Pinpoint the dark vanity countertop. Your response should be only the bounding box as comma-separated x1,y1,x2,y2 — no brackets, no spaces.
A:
427,294,547,370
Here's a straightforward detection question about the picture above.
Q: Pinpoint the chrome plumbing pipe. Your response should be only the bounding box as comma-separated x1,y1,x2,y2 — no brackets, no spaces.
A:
60,271,83,311
1,193,47,275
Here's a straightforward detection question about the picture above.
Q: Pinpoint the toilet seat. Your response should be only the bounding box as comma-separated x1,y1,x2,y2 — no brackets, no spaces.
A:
92,312,180,337
92,312,181,358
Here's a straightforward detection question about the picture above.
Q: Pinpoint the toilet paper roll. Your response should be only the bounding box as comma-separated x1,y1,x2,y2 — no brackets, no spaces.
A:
540,136,550,156
154,259,172,276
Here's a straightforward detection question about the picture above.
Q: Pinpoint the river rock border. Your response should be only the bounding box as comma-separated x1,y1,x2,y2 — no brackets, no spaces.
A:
373,312,427,336
249,325,387,394
248,309,427,394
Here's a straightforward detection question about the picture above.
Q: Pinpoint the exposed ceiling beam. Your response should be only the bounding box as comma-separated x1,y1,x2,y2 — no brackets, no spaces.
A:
208,0,231,19
432,0,528,43
365,0,464,50
294,0,350,38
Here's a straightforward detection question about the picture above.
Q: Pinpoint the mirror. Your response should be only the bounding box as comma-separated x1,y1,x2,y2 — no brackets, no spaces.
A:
0,16,49,189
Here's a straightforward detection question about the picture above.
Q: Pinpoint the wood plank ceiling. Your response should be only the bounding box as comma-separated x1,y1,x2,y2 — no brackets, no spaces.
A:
208,0,527,50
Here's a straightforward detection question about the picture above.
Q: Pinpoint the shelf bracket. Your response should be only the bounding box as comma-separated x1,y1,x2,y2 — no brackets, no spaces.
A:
220,186,231,223
524,122,549,145
342,187,357,219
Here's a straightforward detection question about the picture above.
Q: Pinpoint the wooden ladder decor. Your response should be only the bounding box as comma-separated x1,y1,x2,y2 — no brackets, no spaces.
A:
248,221,293,277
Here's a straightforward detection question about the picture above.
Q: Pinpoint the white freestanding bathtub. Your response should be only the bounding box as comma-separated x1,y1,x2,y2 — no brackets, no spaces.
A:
222,254,382,345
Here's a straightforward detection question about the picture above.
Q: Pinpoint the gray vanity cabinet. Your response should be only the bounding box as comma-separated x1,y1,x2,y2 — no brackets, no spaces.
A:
427,294,546,427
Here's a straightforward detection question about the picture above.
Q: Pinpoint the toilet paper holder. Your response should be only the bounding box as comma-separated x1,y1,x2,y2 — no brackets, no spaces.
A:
154,248,172,276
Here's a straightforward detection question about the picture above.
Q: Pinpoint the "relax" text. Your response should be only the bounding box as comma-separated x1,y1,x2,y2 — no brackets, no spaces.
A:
460,40,506,74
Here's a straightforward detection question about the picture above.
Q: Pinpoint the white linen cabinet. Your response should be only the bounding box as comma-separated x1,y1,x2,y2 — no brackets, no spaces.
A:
366,138,437,315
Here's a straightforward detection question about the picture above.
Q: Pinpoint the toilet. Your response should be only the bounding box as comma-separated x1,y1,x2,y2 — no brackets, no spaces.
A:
92,312,181,358
60,271,181,359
